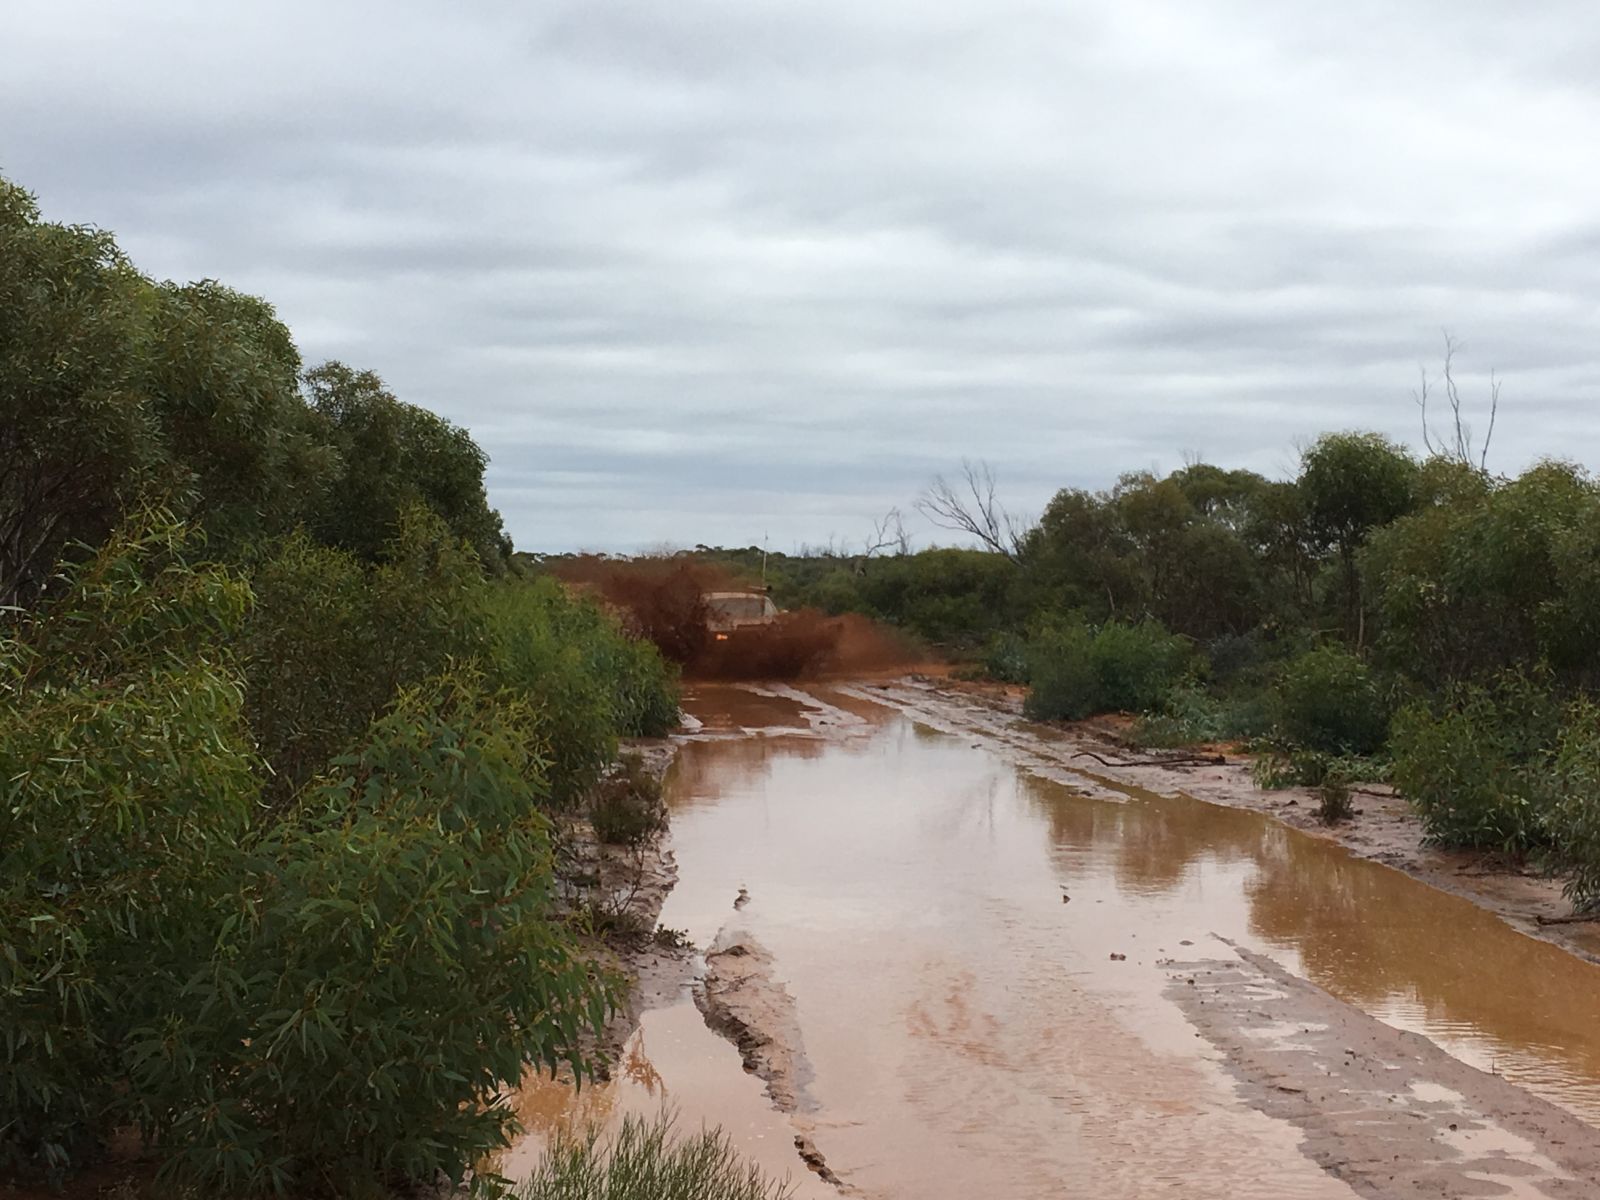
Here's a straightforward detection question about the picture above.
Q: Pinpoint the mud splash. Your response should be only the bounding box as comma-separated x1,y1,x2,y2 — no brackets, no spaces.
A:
549,557,919,681
504,683,1600,1198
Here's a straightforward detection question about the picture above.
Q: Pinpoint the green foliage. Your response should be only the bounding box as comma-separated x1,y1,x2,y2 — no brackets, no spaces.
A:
1023,620,1192,721
0,516,258,1181
0,178,163,606
243,508,486,804
141,670,609,1198
1299,432,1419,555
483,578,679,806
1534,700,1600,910
1365,460,1600,687
145,279,334,555
1021,472,1272,641
1300,431,1419,636
980,630,1030,685
0,175,684,1195
853,548,1019,649
520,1112,792,1200
589,753,667,847
0,174,503,607
1389,669,1562,851
1273,645,1390,756
1133,684,1272,748
303,361,509,569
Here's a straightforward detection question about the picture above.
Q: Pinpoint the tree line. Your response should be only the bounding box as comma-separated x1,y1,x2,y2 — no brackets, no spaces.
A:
1,174,679,1194
697,412,1600,908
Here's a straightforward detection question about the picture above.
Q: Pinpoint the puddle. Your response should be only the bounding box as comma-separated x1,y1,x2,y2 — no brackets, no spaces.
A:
506,684,1600,1196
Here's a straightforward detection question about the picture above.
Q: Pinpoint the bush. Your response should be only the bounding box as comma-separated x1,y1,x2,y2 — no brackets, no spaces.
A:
1533,699,1600,909
483,578,680,807
1023,620,1191,721
980,630,1030,684
141,670,612,1197
1134,684,1273,748
520,1112,791,1200
1273,645,1390,755
589,753,667,847
1316,776,1355,824
0,517,258,1182
1389,669,1561,851
243,508,485,805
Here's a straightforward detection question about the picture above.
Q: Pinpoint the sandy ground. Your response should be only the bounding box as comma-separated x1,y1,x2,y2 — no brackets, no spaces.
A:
1170,941,1600,1198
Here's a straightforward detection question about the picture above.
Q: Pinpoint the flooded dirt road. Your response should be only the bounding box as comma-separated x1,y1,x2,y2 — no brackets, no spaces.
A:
507,682,1600,1198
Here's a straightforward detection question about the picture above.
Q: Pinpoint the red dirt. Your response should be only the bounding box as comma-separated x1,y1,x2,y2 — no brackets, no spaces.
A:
547,558,923,681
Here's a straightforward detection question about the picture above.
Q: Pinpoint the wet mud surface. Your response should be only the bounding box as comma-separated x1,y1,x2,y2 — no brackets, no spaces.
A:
1171,942,1600,1198
502,679,1600,1198
700,926,816,1113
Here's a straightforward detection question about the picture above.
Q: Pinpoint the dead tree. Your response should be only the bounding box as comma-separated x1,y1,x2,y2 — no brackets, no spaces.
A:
916,459,1028,561
1415,333,1500,472
863,507,911,558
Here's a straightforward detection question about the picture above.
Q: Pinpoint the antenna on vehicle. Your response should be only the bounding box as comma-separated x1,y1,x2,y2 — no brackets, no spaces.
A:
761,532,769,591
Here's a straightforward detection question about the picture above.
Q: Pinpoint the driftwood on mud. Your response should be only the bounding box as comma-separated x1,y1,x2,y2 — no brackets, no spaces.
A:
1072,749,1227,768
1535,912,1600,926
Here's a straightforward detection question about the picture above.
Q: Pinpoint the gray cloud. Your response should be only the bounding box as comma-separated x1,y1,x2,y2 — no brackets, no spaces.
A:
5,0,1599,551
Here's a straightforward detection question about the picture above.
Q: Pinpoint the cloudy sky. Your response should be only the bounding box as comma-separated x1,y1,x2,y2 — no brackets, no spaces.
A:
5,2,1598,552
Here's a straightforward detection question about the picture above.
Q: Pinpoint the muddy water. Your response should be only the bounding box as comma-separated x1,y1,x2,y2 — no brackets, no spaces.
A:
507,685,1600,1197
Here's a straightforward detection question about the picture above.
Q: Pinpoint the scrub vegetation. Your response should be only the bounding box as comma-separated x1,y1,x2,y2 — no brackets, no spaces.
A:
0,176,687,1195
519,1113,792,1200
671,421,1600,907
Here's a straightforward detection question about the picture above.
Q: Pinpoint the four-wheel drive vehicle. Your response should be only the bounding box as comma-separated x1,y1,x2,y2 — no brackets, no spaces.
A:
703,589,779,640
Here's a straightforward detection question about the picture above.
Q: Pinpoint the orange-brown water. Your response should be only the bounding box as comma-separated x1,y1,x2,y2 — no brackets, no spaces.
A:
505,684,1600,1197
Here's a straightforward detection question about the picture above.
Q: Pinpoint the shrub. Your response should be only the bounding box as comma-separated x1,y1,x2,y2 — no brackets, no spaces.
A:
1316,776,1355,824
483,578,679,806
589,753,667,847
1525,699,1600,909
981,630,1030,684
141,670,613,1197
0,516,258,1182
243,508,486,805
520,1112,792,1200
1023,620,1191,721
1389,669,1561,851
1272,645,1390,755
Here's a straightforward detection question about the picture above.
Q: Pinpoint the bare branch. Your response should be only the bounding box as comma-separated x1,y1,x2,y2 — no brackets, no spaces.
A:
916,459,1026,561
862,506,911,559
1481,371,1500,473
1412,332,1501,473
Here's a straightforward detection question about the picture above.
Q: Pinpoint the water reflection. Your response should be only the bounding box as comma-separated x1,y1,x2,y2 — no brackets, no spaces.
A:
1019,770,1600,1118
514,690,1600,1197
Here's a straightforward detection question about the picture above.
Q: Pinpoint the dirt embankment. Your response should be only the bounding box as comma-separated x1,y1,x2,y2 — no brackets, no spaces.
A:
853,677,1600,966
1170,940,1600,1198
558,737,695,1069
698,924,816,1114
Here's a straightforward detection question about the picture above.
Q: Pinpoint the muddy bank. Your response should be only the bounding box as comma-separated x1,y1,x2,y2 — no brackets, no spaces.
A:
859,678,1600,965
1170,940,1600,1198
697,921,850,1190
699,924,816,1113
558,737,693,1069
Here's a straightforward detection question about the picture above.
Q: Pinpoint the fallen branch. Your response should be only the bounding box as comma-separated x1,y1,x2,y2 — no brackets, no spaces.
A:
1073,750,1226,768
1535,913,1600,927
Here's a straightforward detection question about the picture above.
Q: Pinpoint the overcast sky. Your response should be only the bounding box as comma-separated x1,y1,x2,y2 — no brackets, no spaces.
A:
6,2,1598,553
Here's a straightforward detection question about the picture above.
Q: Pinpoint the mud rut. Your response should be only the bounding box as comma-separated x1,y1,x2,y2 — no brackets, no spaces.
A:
503,679,1600,1200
